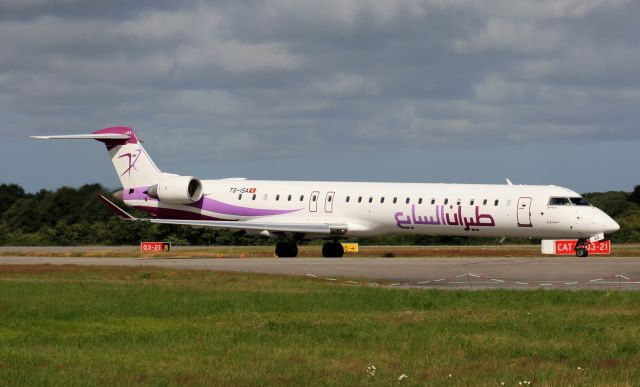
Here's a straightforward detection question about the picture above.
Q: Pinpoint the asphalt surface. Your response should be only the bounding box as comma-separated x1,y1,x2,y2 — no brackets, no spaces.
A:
1,255,639,290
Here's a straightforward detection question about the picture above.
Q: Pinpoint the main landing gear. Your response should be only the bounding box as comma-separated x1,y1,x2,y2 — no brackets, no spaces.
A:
322,241,344,258
575,238,589,258
275,241,298,258
273,240,344,258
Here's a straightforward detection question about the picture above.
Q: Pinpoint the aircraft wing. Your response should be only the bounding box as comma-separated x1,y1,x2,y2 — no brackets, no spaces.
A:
97,194,347,235
147,218,347,235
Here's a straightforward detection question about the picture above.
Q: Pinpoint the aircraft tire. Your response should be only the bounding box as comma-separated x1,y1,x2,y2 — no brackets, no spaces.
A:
322,243,333,257
276,242,298,258
334,242,344,258
322,242,344,258
576,247,589,258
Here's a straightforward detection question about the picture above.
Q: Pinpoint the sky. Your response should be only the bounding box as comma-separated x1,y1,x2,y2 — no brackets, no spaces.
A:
1,0,639,194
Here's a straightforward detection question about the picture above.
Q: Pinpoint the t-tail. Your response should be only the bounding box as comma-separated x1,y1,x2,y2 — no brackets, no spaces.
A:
31,126,165,187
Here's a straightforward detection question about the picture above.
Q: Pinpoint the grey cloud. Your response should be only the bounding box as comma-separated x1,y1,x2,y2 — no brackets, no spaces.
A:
428,0,630,20
1,0,639,165
0,0,183,21
453,19,564,54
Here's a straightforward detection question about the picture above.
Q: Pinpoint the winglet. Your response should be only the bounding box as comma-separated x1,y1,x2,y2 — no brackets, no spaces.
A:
97,194,137,220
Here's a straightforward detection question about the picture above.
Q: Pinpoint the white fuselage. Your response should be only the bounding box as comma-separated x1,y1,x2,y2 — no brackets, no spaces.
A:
32,126,621,253
123,179,619,240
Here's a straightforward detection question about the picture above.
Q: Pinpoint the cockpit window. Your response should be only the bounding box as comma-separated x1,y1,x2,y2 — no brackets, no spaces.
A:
570,197,591,206
548,197,571,206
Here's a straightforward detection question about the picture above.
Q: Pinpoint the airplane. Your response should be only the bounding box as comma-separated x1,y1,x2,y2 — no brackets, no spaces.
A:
32,126,620,258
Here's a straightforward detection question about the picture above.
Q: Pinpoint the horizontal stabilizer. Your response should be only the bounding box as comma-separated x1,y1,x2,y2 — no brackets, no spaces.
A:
30,133,130,140
97,194,137,220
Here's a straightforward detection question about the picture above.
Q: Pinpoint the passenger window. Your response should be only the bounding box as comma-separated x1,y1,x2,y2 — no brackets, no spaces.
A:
431,199,435,205
548,197,571,206
368,197,373,203
346,196,350,203
418,198,423,204
470,199,475,205
380,197,385,204
494,199,499,206
405,197,410,204
238,194,242,200
358,196,362,203
252,194,256,200
393,197,397,204
287,195,292,201
328,196,332,202
299,195,304,201
312,195,317,202
444,199,449,205
456,199,461,205
483,199,488,205
275,194,280,201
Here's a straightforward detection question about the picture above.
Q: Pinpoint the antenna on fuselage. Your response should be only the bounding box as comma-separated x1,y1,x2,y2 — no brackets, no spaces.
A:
505,178,513,185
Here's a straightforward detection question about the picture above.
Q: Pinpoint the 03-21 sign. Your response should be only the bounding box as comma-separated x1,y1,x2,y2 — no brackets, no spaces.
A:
140,242,172,253
555,240,610,255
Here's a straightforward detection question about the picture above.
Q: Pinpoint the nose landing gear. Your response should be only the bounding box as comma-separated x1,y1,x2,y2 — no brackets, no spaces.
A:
575,238,589,257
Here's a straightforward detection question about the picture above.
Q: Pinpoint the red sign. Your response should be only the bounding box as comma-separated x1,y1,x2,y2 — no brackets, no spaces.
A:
555,240,610,255
140,242,171,253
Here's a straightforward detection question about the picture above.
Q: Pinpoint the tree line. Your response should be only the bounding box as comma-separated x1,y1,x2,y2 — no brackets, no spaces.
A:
0,183,638,246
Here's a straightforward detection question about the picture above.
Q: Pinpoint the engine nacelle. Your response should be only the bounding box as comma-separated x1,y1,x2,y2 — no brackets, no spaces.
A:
146,176,203,204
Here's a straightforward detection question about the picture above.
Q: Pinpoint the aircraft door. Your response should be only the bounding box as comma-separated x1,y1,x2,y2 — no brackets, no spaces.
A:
309,191,319,212
325,191,335,213
517,197,533,227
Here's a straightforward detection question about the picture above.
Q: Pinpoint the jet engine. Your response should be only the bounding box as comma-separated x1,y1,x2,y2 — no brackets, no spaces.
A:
146,176,203,204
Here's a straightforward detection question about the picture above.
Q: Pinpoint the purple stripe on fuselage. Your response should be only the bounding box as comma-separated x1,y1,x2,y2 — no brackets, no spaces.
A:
124,186,302,218
134,206,226,221
195,196,301,217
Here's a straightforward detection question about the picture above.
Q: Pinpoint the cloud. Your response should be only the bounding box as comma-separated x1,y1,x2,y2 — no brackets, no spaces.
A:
1,0,639,164
426,0,630,20
312,73,381,97
453,19,563,54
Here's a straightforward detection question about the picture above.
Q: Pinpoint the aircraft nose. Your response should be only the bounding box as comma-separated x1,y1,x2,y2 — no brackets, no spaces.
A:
601,214,620,234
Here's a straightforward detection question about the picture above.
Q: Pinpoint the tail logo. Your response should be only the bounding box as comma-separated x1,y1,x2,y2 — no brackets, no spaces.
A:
119,148,142,177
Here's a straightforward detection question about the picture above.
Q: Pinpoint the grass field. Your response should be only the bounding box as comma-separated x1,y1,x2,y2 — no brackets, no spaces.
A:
1,243,640,258
1,265,639,386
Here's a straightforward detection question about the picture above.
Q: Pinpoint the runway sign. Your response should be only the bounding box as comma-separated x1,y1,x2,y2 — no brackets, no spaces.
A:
541,239,610,255
341,243,359,253
140,242,172,253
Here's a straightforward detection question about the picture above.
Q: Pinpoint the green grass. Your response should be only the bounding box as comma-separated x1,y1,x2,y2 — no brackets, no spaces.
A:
0,266,639,386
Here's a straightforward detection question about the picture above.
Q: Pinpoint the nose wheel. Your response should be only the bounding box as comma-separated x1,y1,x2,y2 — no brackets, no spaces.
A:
575,239,589,257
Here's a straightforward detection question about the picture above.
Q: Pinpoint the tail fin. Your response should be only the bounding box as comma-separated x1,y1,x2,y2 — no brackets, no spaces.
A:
32,126,164,187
